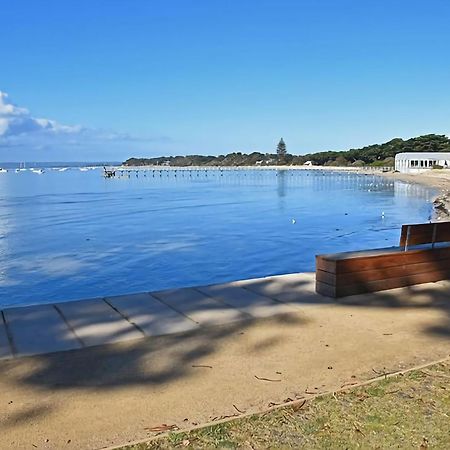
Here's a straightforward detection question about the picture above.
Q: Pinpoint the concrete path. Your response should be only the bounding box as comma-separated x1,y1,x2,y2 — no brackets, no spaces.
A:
0,273,313,360
0,274,449,450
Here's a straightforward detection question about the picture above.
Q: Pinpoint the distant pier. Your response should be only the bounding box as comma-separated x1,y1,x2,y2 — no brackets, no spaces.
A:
102,164,392,179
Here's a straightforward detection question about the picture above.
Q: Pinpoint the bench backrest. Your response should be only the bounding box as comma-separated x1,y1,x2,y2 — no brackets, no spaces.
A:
400,221,450,250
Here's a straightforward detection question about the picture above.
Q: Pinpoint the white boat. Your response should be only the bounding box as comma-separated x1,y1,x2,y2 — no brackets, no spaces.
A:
30,168,45,174
0,168,8,173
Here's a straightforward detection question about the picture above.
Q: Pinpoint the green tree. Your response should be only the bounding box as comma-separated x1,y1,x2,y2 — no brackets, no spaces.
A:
277,138,287,165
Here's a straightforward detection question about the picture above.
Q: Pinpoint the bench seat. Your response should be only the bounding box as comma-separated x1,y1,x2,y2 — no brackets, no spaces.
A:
316,243,450,298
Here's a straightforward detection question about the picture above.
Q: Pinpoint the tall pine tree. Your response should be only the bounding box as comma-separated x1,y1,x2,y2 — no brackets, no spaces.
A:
277,138,287,165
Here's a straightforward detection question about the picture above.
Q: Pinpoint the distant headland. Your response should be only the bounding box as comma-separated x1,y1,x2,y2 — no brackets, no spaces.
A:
124,134,450,167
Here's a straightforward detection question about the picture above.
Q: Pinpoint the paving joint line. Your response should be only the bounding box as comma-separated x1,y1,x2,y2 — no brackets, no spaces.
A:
192,287,254,320
102,297,147,337
238,284,301,309
53,304,86,348
149,291,201,325
1,310,17,358
239,281,319,311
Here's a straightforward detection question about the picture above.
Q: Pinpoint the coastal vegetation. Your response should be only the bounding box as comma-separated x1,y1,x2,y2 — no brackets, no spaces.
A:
124,134,450,167
120,360,450,449
276,137,287,165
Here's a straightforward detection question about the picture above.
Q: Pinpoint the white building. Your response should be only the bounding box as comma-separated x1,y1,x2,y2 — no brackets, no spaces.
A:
394,152,450,173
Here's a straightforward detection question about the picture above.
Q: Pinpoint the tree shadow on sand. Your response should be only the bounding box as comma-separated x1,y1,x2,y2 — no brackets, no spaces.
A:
0,273,449,430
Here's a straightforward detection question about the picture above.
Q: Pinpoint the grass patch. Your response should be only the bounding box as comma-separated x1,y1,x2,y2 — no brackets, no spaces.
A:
120,360,450,449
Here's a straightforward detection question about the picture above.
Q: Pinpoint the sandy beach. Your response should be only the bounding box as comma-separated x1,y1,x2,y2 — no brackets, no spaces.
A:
377,169,450,220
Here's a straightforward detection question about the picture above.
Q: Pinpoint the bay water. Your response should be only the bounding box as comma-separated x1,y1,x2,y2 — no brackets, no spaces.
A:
0,167,434,308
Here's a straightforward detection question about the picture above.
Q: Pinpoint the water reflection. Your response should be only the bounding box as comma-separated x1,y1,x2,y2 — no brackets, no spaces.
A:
0,169,435,307
276,170,287,198
0,175,15,287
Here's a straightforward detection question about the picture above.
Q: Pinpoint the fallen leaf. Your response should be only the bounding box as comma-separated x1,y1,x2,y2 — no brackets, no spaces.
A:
255,375,281,382
291,399,307,412
145,424,179,433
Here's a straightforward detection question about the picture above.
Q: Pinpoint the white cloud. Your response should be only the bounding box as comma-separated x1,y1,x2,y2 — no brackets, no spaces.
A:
0,91,82,137
0,91,173,161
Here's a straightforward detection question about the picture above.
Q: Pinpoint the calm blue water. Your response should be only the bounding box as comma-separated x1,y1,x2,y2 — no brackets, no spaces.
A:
0,168,435,308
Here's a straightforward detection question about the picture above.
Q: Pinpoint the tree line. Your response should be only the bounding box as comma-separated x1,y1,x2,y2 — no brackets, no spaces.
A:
124,134,450,167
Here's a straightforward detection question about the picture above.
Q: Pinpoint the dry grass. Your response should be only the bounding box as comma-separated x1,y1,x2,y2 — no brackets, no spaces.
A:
120,360,450,449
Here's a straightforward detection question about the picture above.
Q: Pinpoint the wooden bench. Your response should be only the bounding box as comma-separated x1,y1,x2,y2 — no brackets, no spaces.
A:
316,221,450,298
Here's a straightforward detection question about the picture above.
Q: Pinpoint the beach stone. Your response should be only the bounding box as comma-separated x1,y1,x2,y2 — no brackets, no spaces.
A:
106,292,198,337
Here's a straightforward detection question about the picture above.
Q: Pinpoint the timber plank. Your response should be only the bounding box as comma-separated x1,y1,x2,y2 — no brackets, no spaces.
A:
318,269,450,298
316,258,450,286
317,246,450,274
399,222,450,247
315,281,337,298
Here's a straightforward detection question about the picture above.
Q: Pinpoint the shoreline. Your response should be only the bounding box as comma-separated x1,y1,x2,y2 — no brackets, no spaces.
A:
376,170,450,221
118,163,388,172
118,164,449,221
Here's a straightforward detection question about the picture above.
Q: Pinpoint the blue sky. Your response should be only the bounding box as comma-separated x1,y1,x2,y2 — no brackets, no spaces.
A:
1,0,450,161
